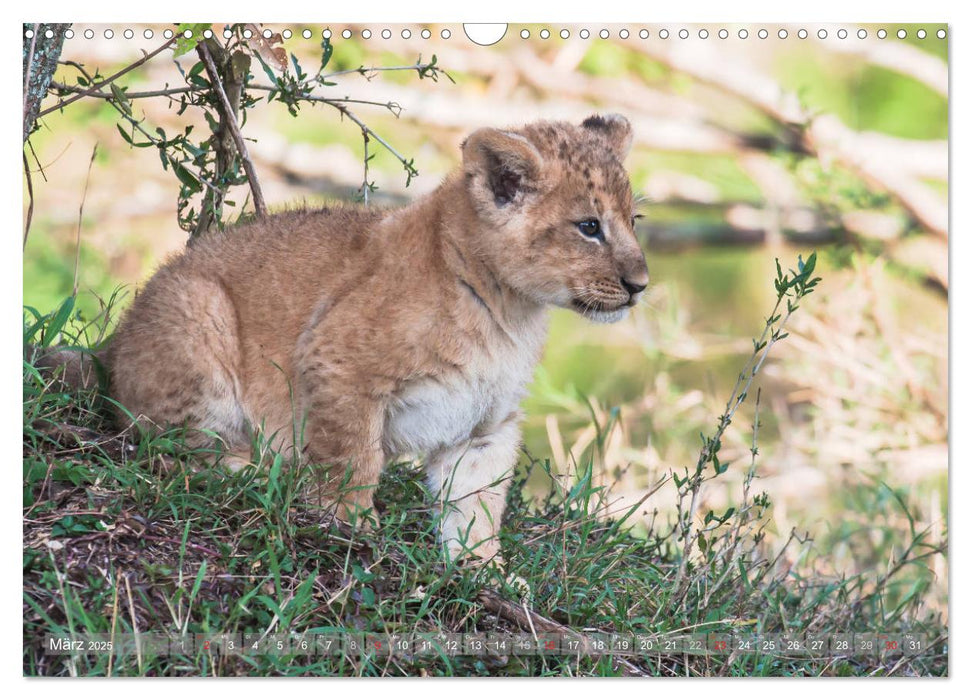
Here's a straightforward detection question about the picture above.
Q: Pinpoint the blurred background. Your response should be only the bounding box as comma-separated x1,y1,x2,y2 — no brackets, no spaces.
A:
23,24,948,615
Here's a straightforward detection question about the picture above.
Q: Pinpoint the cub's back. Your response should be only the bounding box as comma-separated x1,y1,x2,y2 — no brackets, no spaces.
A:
106,205,388,432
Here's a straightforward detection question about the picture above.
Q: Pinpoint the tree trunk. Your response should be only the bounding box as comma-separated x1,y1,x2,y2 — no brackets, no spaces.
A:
23,23,71,142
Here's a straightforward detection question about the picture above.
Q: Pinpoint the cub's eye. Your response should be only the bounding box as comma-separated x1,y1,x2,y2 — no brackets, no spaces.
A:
576,219,604,242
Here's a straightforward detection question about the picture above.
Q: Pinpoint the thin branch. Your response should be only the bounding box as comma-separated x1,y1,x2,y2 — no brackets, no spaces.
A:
320,62,445,81
73,144,98,297
22,151,34,249
37,37,177,119
197,41,267,218
50,79,199,101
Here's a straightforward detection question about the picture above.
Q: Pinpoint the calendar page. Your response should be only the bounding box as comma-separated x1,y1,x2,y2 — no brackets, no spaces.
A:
21,15,949,679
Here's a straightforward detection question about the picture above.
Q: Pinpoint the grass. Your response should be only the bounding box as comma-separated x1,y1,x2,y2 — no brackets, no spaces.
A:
22,258,947,677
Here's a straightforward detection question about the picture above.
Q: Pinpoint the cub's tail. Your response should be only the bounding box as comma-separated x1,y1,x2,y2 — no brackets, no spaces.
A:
27,345,106,392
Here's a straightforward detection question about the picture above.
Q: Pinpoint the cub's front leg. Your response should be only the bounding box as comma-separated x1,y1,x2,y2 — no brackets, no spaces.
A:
426,415,521,563
295,333,388,525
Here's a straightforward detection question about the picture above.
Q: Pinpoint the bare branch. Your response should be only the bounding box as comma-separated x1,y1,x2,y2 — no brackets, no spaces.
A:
50,79,199,101
197,41,268,219
319,61,449,82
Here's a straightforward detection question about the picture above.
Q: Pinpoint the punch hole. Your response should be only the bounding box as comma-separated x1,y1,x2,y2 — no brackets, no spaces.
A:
579,29,590,39
659,29,669,39
640,29,650,39
619,29,630,39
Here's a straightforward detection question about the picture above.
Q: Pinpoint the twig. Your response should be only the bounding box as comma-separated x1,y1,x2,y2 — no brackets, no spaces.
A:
197,41,267,218
320,62,447,81
360,128,371,204
245,84,418,182
36,37,177,119
73,144,97,297
139,534,221,559
22,151,34,249
50,80,199,101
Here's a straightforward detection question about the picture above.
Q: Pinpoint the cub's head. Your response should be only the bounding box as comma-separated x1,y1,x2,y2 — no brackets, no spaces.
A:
462,114,649,323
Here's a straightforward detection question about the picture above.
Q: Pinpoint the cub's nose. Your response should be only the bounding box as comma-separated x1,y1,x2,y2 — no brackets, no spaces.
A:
621,276,648,296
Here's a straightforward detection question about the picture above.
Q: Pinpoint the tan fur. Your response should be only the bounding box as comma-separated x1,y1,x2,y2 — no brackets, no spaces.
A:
105,115,649,562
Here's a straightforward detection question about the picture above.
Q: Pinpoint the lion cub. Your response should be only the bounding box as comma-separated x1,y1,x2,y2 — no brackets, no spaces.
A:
106,114,649,562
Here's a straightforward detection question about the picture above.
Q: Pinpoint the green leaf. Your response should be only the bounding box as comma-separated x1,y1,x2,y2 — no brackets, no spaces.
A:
319,37,333,74
172,162,202,194
173,24,212,57
43,296,75,346
253,52,279,87
116,122,135,145
109,83,131,115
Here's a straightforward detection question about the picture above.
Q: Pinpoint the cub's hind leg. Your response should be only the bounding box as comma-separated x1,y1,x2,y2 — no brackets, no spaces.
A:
107,276,251,462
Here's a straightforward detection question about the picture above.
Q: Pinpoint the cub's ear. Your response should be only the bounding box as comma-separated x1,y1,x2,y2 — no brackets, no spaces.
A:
581,113,633,159
462,128,544,207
